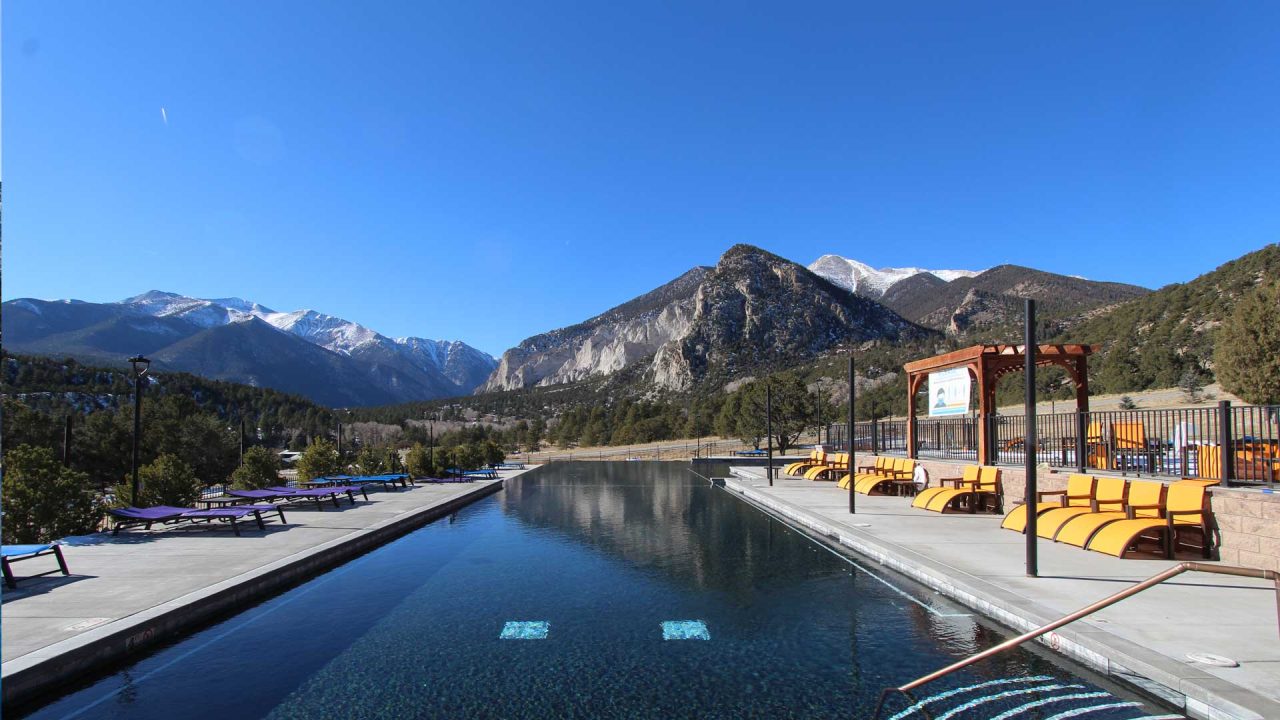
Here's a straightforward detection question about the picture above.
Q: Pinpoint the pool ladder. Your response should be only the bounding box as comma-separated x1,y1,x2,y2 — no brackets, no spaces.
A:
871,562,1280,719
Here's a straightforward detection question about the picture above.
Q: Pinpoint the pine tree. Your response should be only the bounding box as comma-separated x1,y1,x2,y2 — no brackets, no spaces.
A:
1214,283,1280,405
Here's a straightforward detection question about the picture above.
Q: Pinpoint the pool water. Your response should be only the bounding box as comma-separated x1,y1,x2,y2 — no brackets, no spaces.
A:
20,463,1181,719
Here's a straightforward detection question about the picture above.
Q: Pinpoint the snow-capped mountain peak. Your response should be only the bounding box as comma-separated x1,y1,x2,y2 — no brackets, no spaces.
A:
112,291,496,393
808,255,983,298
259,309,384,355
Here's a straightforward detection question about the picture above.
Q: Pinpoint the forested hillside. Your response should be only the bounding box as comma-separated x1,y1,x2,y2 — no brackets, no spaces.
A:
1057,244,1280,394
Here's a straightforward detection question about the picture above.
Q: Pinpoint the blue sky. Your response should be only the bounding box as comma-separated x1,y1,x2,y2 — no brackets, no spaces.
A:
5,2,1279,356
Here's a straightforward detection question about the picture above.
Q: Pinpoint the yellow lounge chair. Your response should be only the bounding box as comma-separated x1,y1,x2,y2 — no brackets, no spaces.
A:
912,465,979,511
1053,480,1164,548
803,452,849,481
842,456,889,489
1000,474,1096,533
1086,482,1211,559
784,450,827,477
1035,476,1126,539
854,458,915,495
918,466,1001,513
783,450,823,476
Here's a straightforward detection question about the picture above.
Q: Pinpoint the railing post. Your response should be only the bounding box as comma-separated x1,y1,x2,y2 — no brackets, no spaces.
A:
1219,400,1234,483
871,417,879,455
1076,411,1087,474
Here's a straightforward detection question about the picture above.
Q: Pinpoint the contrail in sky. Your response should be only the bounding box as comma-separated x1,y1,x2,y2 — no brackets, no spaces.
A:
161,107,168,126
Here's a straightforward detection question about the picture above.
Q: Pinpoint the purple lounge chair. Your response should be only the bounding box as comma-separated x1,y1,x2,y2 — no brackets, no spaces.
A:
269,485,368,507
1,544,70,589
108,505,285,536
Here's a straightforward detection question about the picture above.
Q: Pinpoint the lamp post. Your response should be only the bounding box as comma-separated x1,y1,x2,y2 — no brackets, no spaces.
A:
427,412,436,471
128,355,151,505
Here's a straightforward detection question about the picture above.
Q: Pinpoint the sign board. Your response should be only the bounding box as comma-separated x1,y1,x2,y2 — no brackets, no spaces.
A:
928,368,971,417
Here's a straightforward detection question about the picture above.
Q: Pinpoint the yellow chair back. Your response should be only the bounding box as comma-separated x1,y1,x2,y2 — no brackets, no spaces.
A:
1127,481,1164,518
1093,477,1127,512
977,466,1001,492
1065,474,1095,506
1166,483,1206,524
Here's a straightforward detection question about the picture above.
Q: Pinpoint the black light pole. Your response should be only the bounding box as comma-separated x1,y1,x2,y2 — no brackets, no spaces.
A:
816,387,823,447
849,355,856,514
766,384,774,486
1024,300,1039,577
63,415,73,467
428,412,436,471
239,418,246,462
128,355,151,505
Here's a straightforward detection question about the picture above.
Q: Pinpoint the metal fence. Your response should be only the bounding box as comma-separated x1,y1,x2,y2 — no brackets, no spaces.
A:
826,401,1279,487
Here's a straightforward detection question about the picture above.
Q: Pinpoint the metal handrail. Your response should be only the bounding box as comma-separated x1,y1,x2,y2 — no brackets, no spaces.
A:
872,562,1280,719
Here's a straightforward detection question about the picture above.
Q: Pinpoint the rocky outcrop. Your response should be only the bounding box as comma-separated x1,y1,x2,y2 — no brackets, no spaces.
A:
480,267,709,391
483,245,930,393
648,245,927,390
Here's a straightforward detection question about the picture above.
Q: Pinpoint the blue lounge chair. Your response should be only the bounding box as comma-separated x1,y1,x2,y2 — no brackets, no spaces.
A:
1,544,70,589
343,473,412,491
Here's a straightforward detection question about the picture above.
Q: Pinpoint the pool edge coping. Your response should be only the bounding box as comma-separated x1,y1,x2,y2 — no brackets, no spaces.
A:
720,473,1280,720
1,477,507,711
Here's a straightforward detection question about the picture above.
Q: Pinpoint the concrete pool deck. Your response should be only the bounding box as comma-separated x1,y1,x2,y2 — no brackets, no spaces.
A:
1,470,528,708
722,467,1280,720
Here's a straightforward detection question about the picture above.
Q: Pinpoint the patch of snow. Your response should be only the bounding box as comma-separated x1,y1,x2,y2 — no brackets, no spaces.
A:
808,255,983,298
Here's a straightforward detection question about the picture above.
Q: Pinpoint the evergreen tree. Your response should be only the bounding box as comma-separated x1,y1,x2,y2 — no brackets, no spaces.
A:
231,446,283,489
297,438,342,480
2,445,104,543
115,453,203,508
1214,283,1280,404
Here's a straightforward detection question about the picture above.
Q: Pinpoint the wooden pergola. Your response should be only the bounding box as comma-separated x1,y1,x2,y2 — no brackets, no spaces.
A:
903,344,1100,466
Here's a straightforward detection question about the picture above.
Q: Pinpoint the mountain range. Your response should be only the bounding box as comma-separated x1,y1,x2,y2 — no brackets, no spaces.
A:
483,245,1144,395
2,292,496,407
5,246,1159,407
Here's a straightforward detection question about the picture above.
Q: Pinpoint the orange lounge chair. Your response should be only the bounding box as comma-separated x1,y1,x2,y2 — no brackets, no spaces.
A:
803,452,849,481
840,456,889,489
912,465,979,511
1053,480,1164,548
1086,481,1212,559
916,466,1001,513
1034,476,1126,539
854,458,915,495
784,450,827,477
1000,474,1096,533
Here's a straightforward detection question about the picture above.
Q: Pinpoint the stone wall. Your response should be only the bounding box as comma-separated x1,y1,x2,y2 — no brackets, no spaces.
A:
904,456,1280,573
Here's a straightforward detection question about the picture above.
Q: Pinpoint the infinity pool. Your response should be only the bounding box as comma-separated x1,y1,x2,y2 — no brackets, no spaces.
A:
19,463,1179,719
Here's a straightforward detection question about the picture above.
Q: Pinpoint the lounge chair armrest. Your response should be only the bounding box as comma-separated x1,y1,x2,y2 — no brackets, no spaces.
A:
1037,489,1067,500
1166,508,1205,518
1124,502,1162,519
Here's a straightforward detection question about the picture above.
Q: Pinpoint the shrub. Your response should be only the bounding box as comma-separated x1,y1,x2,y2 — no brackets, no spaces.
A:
297,438,342,481
2,444,104,543
231,446,282,489
115,453,202,508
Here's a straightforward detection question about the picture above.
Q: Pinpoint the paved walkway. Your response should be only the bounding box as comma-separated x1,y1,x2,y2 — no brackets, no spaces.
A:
1,471,525,706
724,468,1280,720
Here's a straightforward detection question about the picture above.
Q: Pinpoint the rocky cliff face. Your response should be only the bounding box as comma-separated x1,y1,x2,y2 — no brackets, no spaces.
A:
483,245,928,393
480,267,709,392
649,245,926,390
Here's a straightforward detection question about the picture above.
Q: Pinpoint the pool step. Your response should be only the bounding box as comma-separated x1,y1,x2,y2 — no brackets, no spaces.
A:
880,675,1183,720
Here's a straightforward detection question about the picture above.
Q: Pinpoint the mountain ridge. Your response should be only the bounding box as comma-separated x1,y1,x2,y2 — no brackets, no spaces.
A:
3,291,497,407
